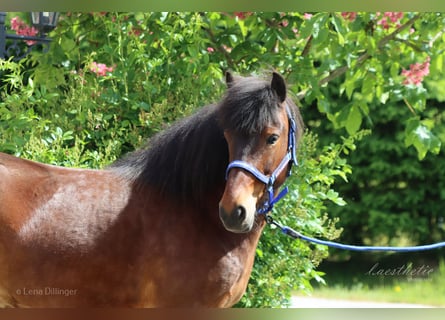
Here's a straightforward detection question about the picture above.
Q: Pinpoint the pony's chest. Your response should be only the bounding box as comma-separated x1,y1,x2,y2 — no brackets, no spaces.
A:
140,232,259,307
209,250,254,307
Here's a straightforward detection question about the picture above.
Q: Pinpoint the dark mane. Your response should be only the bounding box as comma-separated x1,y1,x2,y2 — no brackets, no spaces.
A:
109,104,228,206
109,74,304,206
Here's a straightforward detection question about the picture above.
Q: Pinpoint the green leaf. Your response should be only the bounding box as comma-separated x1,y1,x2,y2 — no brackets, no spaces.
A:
237,19,247,38
61,37,76,53
300,17,316,39
327,189,347,206
345,105,362,135
361,74,375,102
405,118,441,160
379,91,390,104
300,13,329,41
345,80,355,99
433,54,443,73
315,27,329,45
187,45,199,58
317,97,330,114
331,14,346,46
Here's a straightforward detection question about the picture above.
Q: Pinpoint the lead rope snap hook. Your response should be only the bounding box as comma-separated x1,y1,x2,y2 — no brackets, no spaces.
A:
265,215,274,225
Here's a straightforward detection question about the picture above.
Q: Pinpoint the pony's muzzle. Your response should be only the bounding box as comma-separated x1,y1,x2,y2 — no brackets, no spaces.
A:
219,204,251,233
219,170,259,233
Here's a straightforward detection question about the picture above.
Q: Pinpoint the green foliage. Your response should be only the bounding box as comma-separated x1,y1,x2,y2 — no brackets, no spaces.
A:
2,11,445,307
301,12,444,159
315,97,445,251
289,12,445,259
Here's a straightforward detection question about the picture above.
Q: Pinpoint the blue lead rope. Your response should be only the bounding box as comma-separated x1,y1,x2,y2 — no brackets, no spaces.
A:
266,216,445,252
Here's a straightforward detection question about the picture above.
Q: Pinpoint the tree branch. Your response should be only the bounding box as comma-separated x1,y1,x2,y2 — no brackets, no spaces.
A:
403,98,417,115
296,13,423,100
301,35,313,57
377,14,422,49
394,37,423,53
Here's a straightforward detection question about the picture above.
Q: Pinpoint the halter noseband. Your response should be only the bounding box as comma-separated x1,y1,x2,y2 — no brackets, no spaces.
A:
225,104,298,215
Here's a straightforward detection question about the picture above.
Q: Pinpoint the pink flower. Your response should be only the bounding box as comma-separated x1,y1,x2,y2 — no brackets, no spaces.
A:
207,47,215,53
281,19,289,27
401,56,430,86
234,12,252,20
128,27,142,37
89,62,114,77
385,11,403,23
303,13,313,20
10,17,20,30
376,12,404,30
341,12,357,22
10,16,38,45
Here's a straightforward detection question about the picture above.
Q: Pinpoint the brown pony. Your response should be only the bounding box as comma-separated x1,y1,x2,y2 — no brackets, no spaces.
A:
0,72,303,307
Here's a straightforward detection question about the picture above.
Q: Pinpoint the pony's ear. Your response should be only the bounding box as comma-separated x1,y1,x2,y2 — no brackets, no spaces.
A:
225,71,235,88
271,72,286,103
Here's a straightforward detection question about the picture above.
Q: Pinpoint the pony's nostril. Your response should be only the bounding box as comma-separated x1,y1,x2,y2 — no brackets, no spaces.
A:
235,205,246,222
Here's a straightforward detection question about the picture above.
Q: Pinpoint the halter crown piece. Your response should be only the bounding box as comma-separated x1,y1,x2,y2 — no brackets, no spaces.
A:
225,104,298,215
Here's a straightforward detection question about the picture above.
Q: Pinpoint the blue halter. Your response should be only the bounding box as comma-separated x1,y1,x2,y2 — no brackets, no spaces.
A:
225,105,298,215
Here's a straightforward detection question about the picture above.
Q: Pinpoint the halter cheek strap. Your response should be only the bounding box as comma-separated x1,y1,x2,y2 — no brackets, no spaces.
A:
225,106,298,215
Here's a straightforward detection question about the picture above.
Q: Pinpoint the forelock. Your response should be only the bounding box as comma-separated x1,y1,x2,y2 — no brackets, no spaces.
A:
218,76,282,134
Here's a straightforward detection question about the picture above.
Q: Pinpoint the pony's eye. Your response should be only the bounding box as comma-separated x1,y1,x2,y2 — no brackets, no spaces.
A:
266,134,279,145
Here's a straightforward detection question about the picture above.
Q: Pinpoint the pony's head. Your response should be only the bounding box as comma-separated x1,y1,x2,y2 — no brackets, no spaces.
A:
218,72,303,233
